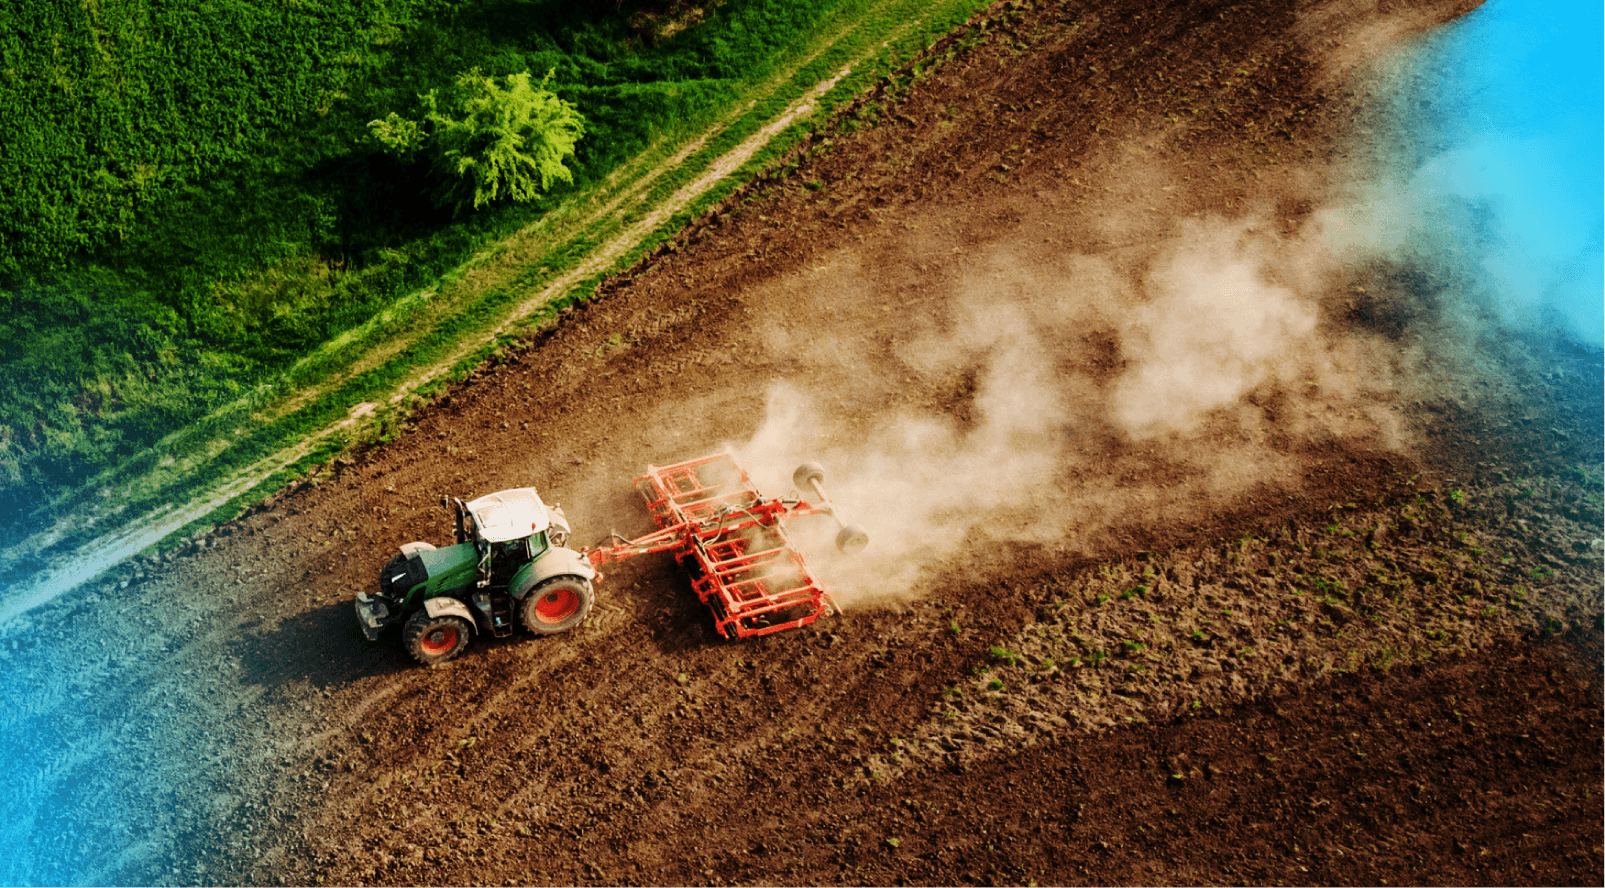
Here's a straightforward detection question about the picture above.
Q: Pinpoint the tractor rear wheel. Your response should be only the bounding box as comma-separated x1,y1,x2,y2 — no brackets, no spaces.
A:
520,576,594,635
403,610,471,665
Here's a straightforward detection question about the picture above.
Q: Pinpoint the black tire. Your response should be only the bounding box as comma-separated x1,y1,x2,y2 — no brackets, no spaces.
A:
519,576,594,635
403,610,471,665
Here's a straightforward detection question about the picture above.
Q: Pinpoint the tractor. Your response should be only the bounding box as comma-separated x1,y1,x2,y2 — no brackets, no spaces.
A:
357,454,865,663
354,486,595,664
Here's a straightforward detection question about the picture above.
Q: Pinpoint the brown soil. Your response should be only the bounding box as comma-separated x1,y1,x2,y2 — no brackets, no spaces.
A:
17,0,1601,885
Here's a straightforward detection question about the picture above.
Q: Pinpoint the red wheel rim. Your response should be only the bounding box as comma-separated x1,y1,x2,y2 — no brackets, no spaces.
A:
535,588,580,624
419,625,459,656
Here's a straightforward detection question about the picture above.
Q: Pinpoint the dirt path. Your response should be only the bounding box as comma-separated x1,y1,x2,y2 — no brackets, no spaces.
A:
5,0,1600,885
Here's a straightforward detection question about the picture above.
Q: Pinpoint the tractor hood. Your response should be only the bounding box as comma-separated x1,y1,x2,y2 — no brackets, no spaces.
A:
381,542,481,605
465,488,551,543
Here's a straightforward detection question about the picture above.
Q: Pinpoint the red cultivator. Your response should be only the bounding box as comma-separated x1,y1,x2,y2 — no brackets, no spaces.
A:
584,453,867,639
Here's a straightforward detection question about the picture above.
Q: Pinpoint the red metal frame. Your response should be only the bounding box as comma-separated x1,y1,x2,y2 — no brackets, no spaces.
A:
584,453,836,639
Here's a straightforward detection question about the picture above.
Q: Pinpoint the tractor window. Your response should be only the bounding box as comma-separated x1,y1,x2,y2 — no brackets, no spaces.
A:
497,533,548,567
526,531,550,562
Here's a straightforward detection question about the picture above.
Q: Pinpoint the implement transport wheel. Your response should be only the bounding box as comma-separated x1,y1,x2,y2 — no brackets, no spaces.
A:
835,523,870,554
520,576,594,635
793,462,826,490
403,610,471,665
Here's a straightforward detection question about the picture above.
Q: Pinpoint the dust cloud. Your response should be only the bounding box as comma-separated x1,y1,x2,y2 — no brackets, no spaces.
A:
729,193,1438,606
724,1,1592,609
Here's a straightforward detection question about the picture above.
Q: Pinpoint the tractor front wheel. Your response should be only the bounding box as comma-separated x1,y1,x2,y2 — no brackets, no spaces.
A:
520,576,594,635
403,610,471,665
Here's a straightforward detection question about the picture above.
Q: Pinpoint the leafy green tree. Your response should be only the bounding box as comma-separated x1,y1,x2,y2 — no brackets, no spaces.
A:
370,69,586,212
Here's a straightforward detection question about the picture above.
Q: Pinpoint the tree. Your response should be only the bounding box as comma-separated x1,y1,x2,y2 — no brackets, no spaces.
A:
369,69,586,212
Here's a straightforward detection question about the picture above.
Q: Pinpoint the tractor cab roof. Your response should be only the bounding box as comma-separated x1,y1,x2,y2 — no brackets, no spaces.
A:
464,488,551,543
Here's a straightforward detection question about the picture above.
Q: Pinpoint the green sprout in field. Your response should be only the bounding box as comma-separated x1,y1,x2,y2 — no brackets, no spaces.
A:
988,646,1021,666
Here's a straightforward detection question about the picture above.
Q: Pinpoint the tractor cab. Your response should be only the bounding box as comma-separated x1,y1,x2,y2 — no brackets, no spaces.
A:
360,483,595,664
446,488,571,587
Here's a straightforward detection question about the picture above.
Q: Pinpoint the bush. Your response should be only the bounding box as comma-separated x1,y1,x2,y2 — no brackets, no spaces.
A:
372,69,587,211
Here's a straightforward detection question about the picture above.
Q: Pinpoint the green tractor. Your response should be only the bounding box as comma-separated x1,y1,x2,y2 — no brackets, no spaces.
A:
354,486,595,664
